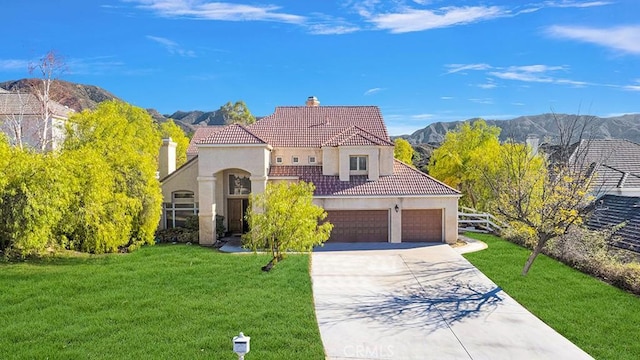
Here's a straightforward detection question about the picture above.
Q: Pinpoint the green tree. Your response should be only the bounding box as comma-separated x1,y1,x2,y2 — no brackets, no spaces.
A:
0,149,72,257
63,100,162,252
243,181,333,270
219,100,255,125
159,119,190,167
394,138,414,166
428,120,501,210
482,116,595,275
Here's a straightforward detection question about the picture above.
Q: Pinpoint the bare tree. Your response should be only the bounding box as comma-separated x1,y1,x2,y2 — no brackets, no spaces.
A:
0,90,28,150
28,50,67,151
483,113,597,275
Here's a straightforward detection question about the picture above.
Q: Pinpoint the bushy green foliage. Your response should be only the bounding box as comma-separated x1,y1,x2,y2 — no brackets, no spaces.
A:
0,149,71,257
64,100,162,252
219,100,255,125
393,138,414,166
159,119,190,167
0,101,163,258
428,119,501,209
243,181,332,267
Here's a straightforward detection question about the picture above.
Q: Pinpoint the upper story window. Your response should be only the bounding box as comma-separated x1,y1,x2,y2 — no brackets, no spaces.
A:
309,156,316,164
275,156,283,164
292,156,299,164
350,156,367,171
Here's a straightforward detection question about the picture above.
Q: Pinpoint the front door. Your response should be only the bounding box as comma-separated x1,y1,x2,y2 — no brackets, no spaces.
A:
228,198,249,234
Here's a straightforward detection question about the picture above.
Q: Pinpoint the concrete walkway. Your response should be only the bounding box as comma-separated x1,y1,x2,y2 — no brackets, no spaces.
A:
311,243,593,360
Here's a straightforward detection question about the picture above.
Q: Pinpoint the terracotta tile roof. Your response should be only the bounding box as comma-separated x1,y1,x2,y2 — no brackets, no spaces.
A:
247,106,392,148
322,126,394,147
269,160,460,196
573,139,640,189
187,126,225,156
198,124,267,145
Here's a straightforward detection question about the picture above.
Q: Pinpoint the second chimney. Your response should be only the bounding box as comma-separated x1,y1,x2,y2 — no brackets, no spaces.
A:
306,96,320,107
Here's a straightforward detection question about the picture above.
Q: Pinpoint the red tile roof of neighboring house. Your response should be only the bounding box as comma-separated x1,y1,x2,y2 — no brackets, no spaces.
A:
269,160,460,196
187,126,225,156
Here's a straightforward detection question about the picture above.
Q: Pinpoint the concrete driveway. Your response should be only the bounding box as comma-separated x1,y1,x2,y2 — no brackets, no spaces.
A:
311,243,593,360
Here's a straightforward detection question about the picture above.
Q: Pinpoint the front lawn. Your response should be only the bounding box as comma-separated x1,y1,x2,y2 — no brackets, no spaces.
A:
463,233,640,360
0,245,324,359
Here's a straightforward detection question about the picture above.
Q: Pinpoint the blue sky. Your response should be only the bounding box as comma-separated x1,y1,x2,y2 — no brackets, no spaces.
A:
2,1,639,135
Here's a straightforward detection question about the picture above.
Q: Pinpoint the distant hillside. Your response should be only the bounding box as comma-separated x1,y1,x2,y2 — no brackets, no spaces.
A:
400,113,640,145
0,79,120,112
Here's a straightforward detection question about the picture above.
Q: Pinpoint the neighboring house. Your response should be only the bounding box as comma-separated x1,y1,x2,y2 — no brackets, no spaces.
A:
0,88,73,150
160,96,461,245
563,139,640,252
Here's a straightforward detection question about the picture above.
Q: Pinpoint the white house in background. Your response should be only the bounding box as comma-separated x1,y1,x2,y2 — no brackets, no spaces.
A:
0,88,73,150
159,96,461,245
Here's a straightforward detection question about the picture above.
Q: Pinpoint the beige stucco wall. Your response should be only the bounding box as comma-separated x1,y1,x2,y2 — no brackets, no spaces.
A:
314,195,459,244
272,148,322,166
379,147,394,176
322,147,339,175
161,159,199,202
197,144,271,245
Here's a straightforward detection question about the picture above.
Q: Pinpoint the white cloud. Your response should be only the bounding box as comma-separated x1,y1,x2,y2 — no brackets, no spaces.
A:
368,6,506,33
0,59,29,71
543,1,612,8
547,25,640,54
440,96,453,100
411,113,435,119
308,24,360,35
622,85,640,91
512,102,526,106
444,63,492,74
489,65,568,83
128,0,305,23
364,87,384,96
147,35,196,57
469,98,493,104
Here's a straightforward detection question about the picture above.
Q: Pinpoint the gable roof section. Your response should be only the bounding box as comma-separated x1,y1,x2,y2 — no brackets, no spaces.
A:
572,139,640,189
587,194,640,252
187,125,225,156
247,106,391,148
0,90,72,118
322,125,394,147
198,124,267,145
269,160,460,196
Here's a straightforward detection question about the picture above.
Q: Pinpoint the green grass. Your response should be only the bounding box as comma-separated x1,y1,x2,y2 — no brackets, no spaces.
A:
0,245,324,360
463,233,640,360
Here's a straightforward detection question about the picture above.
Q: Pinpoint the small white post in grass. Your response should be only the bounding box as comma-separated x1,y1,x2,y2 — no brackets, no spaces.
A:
233,332,250,360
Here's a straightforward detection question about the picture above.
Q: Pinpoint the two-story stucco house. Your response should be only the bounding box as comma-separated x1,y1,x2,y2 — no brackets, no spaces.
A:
160,97,460,245
0,88,72,151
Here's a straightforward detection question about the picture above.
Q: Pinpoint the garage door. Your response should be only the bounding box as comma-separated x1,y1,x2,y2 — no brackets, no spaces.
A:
402,209,442,242
325,210,389,242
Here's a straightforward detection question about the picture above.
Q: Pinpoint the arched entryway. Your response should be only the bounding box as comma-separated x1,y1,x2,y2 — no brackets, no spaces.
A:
225,171,251,235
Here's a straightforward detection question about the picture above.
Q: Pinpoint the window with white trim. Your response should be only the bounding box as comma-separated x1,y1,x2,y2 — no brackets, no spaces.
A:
309,156,316,164
292,156,299,164
275,156,283,164
164,191,198,228
349,155,367,171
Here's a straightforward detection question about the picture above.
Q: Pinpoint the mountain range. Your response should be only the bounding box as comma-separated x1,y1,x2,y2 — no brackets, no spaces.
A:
398,113,640,145
2,79,639,144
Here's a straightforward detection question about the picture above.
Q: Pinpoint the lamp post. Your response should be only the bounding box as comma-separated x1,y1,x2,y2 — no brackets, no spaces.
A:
233,332,250,360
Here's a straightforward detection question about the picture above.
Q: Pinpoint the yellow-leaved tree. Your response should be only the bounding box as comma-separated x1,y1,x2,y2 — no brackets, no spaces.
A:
428,119,501,210
243,181,333,271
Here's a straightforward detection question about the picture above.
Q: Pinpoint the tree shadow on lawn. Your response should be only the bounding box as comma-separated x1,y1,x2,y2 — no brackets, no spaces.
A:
317,259,504,334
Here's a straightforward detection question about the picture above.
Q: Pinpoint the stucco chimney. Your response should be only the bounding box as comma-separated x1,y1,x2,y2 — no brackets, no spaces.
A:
306,96,320,107
159,137,177,179
526,134,539,156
